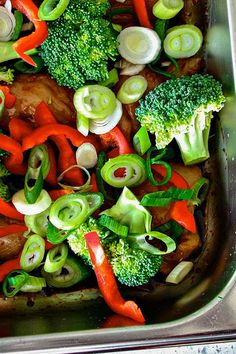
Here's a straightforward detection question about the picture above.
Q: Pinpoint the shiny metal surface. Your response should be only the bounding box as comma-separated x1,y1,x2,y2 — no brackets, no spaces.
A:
1,0,236,352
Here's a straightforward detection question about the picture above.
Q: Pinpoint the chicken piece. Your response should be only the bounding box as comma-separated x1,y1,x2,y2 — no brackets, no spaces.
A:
2,74,76,130
160,231,201,274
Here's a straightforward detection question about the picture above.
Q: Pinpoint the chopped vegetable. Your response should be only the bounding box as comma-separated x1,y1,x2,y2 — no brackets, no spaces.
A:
44,243,68,273
133,126,151,155
76,143,98,169
165,261,193,284
0,65,14,84
11,10,23,40
117,75,147,104
132,0,153,29
2,270,28,297
153,0,184,20
98,215,129,237
24,207,50,237
12,189,52,215
20,234,45,272
39,0,70,21
129,231,176,255
0,5,16,41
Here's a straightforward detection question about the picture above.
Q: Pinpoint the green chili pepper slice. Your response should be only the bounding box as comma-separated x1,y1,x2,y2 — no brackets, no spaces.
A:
39,0,70,21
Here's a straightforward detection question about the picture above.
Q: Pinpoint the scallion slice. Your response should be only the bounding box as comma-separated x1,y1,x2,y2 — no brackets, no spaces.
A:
146,147,172,186
117,26,161,64
47,221,72,244
153,0,184,20
98,68,119,88
73,85,117,120
155,220,183,242
129,231,176,255
39,0,70,21
76,143,98,169
42,254,91,288
19,275,47,292
76,112,89,137
0,6,16,42
3,270,29,297
117,75,147,104
141,187,194,207
12,189,52,215
133,126,151,155
165,261,193,284
101,154,147,188
191,177,209,206
24,207,50,237
83,192,104,215
44,244,68,273
20,234,45,272
163,24,203,58
24,167,44,204
98,214,129,237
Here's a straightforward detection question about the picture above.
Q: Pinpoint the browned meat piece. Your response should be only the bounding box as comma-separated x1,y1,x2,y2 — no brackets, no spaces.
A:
160,231,201,274
0,232,26,261
1,74,76,130
171,163,202,188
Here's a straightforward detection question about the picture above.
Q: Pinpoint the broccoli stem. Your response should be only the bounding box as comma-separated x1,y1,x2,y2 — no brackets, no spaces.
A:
175,112,212,165
0,42,38,64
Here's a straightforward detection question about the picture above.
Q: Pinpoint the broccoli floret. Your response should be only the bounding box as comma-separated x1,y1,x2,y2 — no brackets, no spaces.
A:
136,74,225,165
106,237,162,287
40,0,118,89
67,216,111,265
0,164,11,201
0,66,14,84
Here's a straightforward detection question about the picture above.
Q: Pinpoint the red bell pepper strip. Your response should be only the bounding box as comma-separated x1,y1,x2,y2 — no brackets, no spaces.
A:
152,164,189,189
90,172,99,193
100,127,134,157
45,143,58,186
45,240,55,251
34,102,84,186
0,86,16,108
132,0,153,29
85,231,145,323
0,224,27,238
0,255,21,282
0,198,24,221
11,0,48,67
0,134,26,174
48,189,74,201
9,118,34,143
102,314,143,328
22,124,98,152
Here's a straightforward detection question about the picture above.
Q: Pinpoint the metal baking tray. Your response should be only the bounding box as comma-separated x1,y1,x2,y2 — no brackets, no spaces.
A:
1,0,236,352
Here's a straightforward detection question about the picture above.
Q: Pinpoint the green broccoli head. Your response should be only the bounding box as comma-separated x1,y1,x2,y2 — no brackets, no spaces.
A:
40,0,118,89
136,74,225,165
67,216,111,265
105,237,162,287
0,66,14,84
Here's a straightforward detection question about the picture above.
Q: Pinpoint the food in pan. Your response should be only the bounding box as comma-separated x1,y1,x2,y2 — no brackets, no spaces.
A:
0,0,225,323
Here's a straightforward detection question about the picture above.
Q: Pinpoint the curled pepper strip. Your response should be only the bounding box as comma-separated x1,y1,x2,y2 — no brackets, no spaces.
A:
0,197,24,220
132,0,153,29
0,134,25,175
9,118,34,143
11,0,48,67
85,231,145,323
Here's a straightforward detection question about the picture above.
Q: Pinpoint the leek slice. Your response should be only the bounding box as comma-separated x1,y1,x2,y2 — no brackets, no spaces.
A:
163,24,203,58
133,126,151,155
0,6,16,41
19,275,46,292
42,254,91,288
20,234,45,272
24,207,50,237
117,26,161,64
165,261,193,284
12,189,52,215
191,177,209,206
47,221,73,244
98,215,129,237
44,244,68,273
129,231,176,255
153,0,184,20
101,154,147,188
117,75,147,104
101,187,152,234
76,143,98,169
141,187,194,207
73,85,117,120
76,112,89,137
3,270,29,297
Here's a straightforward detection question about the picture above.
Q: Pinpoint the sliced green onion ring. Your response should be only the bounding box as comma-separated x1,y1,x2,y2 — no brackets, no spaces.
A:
163,24,203,58
41,255,91,288
49,193,89,230
44,244,68,273
165,261,193,284
191,177,209,206
73,85,117,120
28,144,50,178
57,165,91,191
2,270,29,297
24,207,50,237
129,231,176,255
76,112,89,137
39,0,70,21
12,189,52,215
146,147,172,186
19,275,46,292
76,143,97,169
117,75,147,104
153,0,184,20
20,234,45,272
141,187,194,207
98,214,129,237
24,167,44,204
98,68,119,88
155,220,183,242
101,154,147,188
0,6,16,42
133,126,151,155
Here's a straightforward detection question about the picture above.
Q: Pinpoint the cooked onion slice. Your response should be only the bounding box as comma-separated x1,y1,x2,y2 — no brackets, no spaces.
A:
165,261,194,284
0,6,16,41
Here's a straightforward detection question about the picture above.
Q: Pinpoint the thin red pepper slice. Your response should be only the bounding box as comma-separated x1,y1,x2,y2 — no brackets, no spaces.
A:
11,0,48,67
0,224,27,238
102,314,143,328
0,86,16,109
0,198,24,221
22,124,98,152
9,118,34,143
100,126,134,157
48,189,74,201
132,0,153,29
0,255,21,282
85,231,145,323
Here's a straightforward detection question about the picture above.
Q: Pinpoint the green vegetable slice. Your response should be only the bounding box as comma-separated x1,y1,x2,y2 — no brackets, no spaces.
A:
73,85,117,120
76,112,89,137
101,154,147,188
44,244,68,273
49,193,89,230
163,24,203,58
98,68,119,88
0,6,16,42
19,275,47,292
3,270,29,297
141,187,194,207
20,234,45,272
0,90,5,119
98,215,129,237
153,0,184,20
24,207,50,237
83,192,104,215
146,147,172,186
42,255,91,288
12,189,52,215
117,75,148,104
129,231,176,255
11,10,23,41
39,0,70,21
191,177,209,206
47,221,72,244
14,55,44,73
133,126,151,155
155,220,183,242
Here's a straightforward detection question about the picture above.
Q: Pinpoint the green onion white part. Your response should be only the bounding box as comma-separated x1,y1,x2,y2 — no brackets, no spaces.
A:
117,26,161,64
165,261,194,284
153,0,184,20
12,189,52,215
24,207,50,237
117,75,148,104
0,6,16,41
20,234,45,272
76,143,98,169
